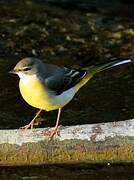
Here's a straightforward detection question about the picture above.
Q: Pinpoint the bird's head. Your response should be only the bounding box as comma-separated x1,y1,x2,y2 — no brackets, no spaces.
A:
9,57,44,80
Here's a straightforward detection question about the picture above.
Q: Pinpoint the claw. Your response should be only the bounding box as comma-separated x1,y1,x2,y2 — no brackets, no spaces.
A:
20,121,34,130
44,125,61,139
20,109,42,130
20,118,45,130
45,108,62,140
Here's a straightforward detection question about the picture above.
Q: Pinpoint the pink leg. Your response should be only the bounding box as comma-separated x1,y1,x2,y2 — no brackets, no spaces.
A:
44,108,62,139
20,109,42,129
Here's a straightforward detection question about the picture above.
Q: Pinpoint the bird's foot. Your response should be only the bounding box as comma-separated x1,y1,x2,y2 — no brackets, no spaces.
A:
20,118,44,130
44,125,61,139
20,121,35,130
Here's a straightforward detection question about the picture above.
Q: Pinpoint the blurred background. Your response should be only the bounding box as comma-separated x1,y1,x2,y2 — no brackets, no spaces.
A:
0,0,134,130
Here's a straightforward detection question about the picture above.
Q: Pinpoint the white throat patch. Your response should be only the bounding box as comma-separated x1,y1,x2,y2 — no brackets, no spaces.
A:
17,72,37,83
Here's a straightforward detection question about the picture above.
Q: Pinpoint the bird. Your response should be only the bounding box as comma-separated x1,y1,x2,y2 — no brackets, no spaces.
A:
10,57,131,138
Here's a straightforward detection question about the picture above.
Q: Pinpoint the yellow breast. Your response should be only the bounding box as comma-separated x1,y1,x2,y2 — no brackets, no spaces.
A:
19,79,53,110
19,72,92,111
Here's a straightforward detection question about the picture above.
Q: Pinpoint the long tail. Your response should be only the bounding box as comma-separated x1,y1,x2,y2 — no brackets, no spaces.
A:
95,57,131,73
75,57,131,91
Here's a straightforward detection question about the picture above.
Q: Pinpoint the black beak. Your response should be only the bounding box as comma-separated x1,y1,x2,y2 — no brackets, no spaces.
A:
8,69,16,74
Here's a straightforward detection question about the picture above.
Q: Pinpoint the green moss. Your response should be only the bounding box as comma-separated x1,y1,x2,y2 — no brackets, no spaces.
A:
0,136,134,165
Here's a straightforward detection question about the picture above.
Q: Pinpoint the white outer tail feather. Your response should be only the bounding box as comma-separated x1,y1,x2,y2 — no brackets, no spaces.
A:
111,59,131,67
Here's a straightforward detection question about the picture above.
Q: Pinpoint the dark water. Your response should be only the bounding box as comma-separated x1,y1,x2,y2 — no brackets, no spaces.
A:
1,163,134,180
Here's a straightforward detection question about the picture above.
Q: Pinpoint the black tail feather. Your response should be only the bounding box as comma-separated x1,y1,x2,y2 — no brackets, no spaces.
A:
96,57,131,72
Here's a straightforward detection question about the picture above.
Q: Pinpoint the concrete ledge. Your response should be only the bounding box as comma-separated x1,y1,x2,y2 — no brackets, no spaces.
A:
0,119,134,166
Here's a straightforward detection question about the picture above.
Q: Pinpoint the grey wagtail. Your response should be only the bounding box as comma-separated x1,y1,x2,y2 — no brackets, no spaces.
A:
10,57,131,138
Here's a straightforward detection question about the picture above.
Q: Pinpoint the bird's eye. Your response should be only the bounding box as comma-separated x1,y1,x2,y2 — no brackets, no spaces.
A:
23,67,31,71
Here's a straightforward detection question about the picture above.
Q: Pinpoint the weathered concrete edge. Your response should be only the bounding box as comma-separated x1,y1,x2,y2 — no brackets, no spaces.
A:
0,119,134,145
0,119,134,165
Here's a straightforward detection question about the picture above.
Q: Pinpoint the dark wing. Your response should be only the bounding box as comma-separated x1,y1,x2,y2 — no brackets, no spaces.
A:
45,67,86,95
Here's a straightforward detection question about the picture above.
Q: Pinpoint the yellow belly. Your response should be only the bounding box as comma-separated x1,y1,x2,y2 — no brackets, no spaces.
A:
19,79,56,111
19,71,93,111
